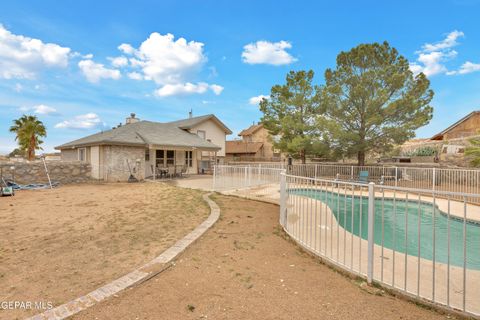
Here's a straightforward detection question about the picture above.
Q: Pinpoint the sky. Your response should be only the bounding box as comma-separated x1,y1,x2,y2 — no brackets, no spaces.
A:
1,0,480,154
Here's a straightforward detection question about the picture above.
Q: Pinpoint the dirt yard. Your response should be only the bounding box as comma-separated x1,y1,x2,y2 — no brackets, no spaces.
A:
72,195,450,320
0,182,209,320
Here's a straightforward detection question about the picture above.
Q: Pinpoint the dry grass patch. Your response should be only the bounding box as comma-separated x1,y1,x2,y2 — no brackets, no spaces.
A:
0,182,208,319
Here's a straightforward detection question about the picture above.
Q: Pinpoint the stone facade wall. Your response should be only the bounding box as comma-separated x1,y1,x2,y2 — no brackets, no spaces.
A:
0,161,92,185
102,145,145,182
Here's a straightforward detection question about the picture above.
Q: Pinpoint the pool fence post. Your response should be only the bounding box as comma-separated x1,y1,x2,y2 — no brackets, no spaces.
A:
395,167,398,187
367,182,375,284
280,170,287,226
244,166,248,188
213,165,216,191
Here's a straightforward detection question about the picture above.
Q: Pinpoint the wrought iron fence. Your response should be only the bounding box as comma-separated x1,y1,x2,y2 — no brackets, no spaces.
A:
214,165,480,317
225,163,480,204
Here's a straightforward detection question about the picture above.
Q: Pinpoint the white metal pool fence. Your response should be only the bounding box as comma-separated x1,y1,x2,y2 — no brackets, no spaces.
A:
226,162,480,204
213,165,480,317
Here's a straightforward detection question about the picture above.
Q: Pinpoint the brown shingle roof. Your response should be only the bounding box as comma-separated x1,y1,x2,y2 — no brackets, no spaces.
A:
226,141,263,154
238,123,263,136
55,120,222,151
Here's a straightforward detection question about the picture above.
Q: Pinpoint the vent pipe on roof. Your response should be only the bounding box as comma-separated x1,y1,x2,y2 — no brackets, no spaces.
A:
189,109,193,118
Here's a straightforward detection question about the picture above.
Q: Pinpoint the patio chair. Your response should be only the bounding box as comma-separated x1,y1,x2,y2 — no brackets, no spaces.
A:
156,166,168,178
180,165,188,177
175,165,183,177
358,170,369,184
167,166,175,179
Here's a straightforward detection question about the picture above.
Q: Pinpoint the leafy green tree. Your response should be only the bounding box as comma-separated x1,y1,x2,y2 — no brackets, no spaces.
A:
321,41,434,165
9,115,47,161
466,136,480,167
260,70,326,163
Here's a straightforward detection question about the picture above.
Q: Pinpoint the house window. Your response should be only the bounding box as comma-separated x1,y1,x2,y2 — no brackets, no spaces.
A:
166,150,175,165
78,148,86,162
156,150,165,167
197,130,206,140
185,151,193,167
145,149,150,161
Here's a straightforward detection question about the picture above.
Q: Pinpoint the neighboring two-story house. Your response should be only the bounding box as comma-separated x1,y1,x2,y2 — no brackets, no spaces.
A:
225,123,282,162
55,113,232,181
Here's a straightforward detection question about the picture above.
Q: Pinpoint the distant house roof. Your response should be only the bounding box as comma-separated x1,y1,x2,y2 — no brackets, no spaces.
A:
238,123,263,136
431,110,480,140
226,141,263,154
168,114,232,134
55,119,222,151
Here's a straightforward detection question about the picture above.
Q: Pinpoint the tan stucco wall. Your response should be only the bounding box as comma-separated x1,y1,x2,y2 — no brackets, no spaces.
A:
190,119,227,157
61,149,78,161
241,126,281,159
444,114,480,140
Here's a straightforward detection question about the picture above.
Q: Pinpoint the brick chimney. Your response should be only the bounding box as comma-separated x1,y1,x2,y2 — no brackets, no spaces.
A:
126,113,140,124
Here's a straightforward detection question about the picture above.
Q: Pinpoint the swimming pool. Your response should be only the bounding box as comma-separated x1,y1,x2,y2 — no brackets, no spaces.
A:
290,189,480,270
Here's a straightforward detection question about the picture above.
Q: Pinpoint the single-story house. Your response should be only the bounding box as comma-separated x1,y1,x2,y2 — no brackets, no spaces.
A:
55,113,232,181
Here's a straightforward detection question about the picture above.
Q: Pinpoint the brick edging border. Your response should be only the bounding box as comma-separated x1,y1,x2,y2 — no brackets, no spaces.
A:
27,193,220,320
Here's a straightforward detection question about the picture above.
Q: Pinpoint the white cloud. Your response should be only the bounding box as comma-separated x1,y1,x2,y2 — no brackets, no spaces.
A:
210,84,224,95
117,32,223,97
118,43,135,55
447,61,480,75
249,94,269,105
121,32,206,85
410,30,468,77
19,104,58,115
14,83,23,92
109,56,128,68
154,82,223,97
33,104,57,115
55,113,104,129
421,30,464,52
127,71,143,80
410,50,458,77
78,59,121,83
242,40,296,65
0,24,71,79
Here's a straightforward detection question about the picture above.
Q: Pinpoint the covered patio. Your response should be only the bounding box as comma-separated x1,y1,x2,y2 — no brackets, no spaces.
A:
145,146,218,179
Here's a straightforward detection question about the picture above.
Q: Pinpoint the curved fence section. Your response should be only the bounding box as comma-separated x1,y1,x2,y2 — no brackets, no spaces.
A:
214,165,480,317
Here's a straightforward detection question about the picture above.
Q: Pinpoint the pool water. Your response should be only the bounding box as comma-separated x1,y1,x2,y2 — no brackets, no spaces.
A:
291,189,480,270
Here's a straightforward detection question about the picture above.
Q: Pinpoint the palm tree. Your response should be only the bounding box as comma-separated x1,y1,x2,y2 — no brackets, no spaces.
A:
9,115,47,161
465,136,480,167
